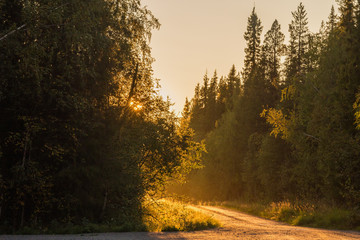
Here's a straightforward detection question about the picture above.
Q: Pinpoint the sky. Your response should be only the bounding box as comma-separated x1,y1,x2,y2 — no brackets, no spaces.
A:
142,0,337,114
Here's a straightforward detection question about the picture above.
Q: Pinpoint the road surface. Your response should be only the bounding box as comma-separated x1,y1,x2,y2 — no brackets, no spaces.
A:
1,205,360,239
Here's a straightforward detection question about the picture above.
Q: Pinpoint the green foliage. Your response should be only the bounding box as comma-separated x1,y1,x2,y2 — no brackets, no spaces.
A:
0,0,203,231
189,66,240,141
177,0,360,217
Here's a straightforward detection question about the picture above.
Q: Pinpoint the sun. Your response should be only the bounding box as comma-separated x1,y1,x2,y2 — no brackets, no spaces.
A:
129,101,143,111
134,104,143,111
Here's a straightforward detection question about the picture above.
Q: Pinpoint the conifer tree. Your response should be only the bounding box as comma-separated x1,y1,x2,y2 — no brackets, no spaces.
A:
200,72,209,109
217,76,228,116
338,0,356,32
190,83,202,138
208,71,218,125
182,97,191,120
263,19,286,85
286,2,309,79
243,7,263,80
326,5,338,35
226,65,240,104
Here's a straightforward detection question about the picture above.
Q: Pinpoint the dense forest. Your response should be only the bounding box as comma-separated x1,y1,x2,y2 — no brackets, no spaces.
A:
0,0,203,231
2,0,360,234
177,0,360,208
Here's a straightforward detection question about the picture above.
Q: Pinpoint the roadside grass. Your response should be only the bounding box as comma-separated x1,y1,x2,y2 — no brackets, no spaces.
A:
4,217,147,235
2,199,219,234
143,199,220,232
218,200,360,231
13,221,144,235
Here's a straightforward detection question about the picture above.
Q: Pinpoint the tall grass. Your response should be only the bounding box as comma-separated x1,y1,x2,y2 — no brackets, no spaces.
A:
2,199,219,234
220,200,360,231
143,199,220,232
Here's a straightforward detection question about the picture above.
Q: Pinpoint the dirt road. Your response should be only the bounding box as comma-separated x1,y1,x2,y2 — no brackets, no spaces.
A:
1,205,360,239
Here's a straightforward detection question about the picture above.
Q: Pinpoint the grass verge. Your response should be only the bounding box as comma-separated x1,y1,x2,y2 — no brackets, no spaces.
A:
218,200,360,231
144,199,220,232
2,199,220,234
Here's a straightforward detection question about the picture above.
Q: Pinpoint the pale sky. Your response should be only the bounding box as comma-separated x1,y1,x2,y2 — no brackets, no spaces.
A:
142,0,337,114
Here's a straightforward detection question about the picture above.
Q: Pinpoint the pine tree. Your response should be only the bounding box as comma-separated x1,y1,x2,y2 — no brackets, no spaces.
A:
190,83,202,137
217,76,227,117
182,97,191,120
263,19,286,85
338,0,355,32
326,5,338,35
243,7,263,80
208,71,218,125
226,65,240,102
200,72,209,109
286,2,309,80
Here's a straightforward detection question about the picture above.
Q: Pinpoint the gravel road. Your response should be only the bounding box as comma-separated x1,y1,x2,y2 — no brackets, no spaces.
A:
1,205,360,239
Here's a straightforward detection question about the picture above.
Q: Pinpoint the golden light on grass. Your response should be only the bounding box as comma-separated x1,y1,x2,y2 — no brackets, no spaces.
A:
143,199,220,232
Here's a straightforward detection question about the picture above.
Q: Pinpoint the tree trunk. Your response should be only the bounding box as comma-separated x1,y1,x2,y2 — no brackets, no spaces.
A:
100,190,108,221
20,203,25,228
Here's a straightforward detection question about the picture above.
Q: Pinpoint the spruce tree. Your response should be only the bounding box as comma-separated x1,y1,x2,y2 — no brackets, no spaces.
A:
226,65,240,104
263,19,286,85
286,2,309,80
243,7,263,80
208,71,219,125
338,0,355,32
326,5,338,35
217,76,227,117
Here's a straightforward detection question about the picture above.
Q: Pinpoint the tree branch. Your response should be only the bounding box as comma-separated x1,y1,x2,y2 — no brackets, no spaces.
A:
303,132,321,142
0,3,70,42
0,24,27,42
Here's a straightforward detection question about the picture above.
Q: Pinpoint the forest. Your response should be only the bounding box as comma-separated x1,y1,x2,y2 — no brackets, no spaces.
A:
1,0,360,234
0,0,203,232
177,0,360,210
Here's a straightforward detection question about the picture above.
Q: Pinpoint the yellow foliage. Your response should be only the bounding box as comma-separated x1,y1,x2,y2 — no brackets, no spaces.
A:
261,108,290,139
353,92,360,130
281,85,296,102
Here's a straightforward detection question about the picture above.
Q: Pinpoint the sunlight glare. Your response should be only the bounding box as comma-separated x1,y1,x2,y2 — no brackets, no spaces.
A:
134,104,143,111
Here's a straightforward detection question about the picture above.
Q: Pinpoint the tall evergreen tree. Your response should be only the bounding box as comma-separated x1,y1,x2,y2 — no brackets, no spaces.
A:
217,76,228,117
208,71,218,126
338,0,356,31
286,2,309,80
263,19,286,85
226,65,241,108
182,97,191,120
243,7,263,80
326,5,338,35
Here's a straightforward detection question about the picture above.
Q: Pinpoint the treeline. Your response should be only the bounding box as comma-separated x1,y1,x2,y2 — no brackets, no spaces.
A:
178,0,360,207
0,0,202,231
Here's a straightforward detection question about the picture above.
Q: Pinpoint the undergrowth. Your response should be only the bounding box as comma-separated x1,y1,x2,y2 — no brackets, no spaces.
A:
219,200,360,231
144,199,220,232
2,199,219,234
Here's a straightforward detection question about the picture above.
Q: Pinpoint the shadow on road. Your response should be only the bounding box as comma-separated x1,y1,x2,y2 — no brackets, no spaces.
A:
0,232,191,240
